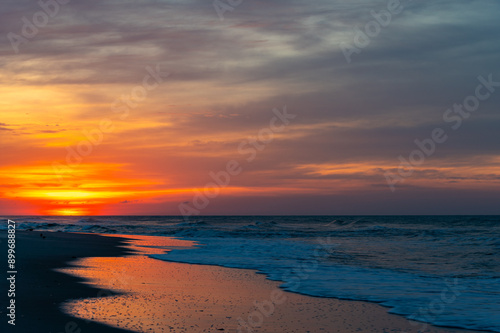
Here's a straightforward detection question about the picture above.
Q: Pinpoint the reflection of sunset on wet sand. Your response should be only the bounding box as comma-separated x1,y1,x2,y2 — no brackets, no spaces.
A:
58,235,481,333
1,0,499,331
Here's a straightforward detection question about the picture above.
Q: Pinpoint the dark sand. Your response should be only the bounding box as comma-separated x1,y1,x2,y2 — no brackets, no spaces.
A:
0,231,135,333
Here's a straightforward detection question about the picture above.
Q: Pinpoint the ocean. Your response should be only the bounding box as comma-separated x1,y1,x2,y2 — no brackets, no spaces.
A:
2,215,499,332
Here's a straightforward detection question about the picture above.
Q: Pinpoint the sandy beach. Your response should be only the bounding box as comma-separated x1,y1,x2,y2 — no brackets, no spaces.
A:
0,231,489,333
2,0,499,330
0,231,134,333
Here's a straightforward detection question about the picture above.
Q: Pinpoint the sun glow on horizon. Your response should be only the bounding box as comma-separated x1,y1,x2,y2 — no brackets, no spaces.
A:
1,0,500,216
48,208,92,216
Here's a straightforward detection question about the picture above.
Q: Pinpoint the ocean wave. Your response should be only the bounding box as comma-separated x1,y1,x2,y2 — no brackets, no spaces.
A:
152,237,500,333
1,215,498,332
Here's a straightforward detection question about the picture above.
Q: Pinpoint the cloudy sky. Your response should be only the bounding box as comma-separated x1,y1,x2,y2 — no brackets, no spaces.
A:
1,0,499,215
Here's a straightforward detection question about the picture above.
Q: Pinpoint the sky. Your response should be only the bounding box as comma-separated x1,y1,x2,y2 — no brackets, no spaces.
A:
0,0,499,216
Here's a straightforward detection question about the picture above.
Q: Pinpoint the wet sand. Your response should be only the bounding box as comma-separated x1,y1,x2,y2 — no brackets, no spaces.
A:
57,234,485,333
0,231,135,333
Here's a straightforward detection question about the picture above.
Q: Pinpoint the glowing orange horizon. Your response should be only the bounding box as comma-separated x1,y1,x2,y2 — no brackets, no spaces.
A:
2,79,499,216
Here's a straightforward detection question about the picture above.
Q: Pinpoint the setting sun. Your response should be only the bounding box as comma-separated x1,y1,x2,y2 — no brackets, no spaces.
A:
48,208,92,216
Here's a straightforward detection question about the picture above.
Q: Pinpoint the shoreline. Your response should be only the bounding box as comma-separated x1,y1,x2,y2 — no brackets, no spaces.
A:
0,231,491,333
0,231,135,333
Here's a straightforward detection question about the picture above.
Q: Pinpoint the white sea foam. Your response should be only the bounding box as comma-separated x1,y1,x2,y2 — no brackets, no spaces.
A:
2,215,499,332
151,236,500,332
